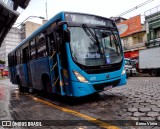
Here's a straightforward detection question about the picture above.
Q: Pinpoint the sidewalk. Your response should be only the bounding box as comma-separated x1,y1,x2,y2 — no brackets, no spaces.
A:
0,76,4,80
0,78,17,88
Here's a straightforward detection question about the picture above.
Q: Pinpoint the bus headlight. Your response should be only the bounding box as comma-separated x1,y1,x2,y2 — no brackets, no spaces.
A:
73,70,88,83
121,67,126,75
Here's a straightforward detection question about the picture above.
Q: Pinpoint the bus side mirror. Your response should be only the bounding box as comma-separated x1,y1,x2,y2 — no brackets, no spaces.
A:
57,21,70,42
58,21,67,26
63,29,70,42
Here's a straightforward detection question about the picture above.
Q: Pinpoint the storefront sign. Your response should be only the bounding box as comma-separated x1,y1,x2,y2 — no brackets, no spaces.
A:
117,15,142,37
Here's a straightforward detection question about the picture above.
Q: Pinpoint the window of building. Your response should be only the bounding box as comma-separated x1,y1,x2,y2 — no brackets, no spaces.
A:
123,38,128,46
151,31,153,40
156,28,160,38
138,36,143,43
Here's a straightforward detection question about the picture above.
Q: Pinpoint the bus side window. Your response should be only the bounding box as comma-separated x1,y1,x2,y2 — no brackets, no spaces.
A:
16,49,21,64
22,47,29,63
54,30,63,52
47,33,56,55
14,52,17,66
36,33,47,58
30,39,36,60
20,49,22,64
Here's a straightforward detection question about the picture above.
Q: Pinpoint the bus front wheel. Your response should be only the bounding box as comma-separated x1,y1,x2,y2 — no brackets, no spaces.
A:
16,76,24,92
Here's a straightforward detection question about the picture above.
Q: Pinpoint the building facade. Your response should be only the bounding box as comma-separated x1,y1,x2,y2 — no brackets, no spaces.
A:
116,15,147,60
145,5,160,47
20,21,41,41
121,24,147,52
0,21,42,68
0,27,21,68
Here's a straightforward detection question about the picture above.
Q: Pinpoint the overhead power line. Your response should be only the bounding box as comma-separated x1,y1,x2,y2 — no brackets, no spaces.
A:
116,0,154,17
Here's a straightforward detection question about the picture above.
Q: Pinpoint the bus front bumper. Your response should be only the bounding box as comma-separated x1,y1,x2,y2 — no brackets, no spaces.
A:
69,74,127,97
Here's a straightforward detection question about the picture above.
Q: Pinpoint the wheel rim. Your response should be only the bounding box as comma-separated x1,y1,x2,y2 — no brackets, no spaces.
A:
151,70,157,76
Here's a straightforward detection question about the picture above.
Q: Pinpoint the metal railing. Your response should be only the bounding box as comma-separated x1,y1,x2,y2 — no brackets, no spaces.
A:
123,42,146,50
144,5,160,17
146,39,160,48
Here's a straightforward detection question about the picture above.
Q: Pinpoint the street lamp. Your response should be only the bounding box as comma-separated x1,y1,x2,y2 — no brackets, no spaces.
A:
15,16,45,28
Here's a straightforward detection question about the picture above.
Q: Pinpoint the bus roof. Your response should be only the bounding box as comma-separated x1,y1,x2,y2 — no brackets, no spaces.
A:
9,11,114,55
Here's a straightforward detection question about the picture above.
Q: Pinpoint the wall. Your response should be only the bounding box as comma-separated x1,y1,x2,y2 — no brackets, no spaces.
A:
121,31,146,51
21,21,41,41
0,27,21,68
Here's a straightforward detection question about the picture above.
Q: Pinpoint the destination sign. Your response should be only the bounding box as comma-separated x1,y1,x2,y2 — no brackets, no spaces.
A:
65,13,114,27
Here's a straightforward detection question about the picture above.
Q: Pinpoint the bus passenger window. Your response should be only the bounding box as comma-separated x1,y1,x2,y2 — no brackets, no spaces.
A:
20,50,22,64
16,50,21,64
23,47,29,63
30,39,36,60
36,33,47,58
13,55,15,66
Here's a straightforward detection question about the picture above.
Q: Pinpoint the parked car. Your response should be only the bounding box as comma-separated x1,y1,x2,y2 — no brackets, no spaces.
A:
125,58,137,77
2,69,9,77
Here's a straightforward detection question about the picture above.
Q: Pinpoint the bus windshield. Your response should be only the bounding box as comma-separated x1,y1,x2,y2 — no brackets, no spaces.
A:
69,26,123,66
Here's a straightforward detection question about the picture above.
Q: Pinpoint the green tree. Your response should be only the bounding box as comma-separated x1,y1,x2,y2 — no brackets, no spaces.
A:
0,60,5,64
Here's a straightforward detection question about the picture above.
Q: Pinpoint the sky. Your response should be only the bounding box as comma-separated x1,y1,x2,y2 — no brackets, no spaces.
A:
14,0,160,26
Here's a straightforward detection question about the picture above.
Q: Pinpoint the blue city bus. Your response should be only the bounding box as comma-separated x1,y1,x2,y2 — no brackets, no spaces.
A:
8,12,126,97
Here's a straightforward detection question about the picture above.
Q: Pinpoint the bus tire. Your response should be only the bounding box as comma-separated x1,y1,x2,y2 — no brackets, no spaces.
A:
16,76,24,92
150,69,157,77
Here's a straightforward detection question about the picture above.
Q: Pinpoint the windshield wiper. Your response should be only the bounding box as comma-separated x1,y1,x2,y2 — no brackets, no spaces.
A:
97,26,119,46
82,24,99,45
82,24,103,54
96,25,117,30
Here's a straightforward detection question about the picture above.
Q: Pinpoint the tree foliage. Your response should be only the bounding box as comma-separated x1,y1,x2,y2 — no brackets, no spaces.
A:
0,60,5,64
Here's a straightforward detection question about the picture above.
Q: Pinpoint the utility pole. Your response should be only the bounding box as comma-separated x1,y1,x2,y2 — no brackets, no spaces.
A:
46,0,48,20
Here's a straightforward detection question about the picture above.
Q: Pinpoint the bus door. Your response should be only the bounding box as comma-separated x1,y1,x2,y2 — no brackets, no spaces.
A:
22,46,32,86
47,32,66,95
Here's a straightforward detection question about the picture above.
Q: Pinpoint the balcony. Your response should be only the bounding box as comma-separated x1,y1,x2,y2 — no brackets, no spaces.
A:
146,38,160,48
123,42,146,51
144,5,160,17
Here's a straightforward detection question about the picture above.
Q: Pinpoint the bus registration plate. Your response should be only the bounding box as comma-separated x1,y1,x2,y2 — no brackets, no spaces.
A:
104,86,112,91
